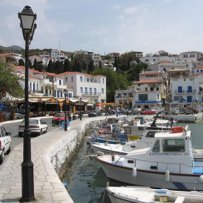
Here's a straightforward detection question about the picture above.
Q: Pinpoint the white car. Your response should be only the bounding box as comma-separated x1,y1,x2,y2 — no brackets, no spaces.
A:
18,118,48,137
0,124,12,164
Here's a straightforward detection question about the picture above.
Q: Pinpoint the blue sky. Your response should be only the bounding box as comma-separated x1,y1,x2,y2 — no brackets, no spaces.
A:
1,0,203,55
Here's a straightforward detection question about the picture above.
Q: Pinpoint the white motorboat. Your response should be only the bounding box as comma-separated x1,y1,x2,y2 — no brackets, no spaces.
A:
91,126,185,155
124,113,176,141
106,186,203,203
95,125,203,191
161,112,203,123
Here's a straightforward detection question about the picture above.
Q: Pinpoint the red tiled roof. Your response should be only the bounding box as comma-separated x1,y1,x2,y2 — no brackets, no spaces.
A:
0,53,11,57
196,66,203,69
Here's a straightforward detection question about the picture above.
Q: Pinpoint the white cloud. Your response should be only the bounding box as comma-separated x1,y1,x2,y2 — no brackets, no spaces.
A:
1,0,203,54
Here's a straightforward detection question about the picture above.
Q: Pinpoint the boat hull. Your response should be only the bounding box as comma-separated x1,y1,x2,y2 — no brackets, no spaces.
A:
106,186,203,203
97,157,203,191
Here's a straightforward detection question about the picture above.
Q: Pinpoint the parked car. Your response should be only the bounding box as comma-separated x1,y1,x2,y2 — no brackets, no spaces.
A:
140,109,157,115
0,124,12,164
18,118,48,137
14,113,24,119
88,110,102,117
52,112,66,126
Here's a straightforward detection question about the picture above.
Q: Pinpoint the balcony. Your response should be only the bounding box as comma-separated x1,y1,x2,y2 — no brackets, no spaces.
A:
175,90,196,94
82,92,101,96
175,90,185,94
185,90,196,94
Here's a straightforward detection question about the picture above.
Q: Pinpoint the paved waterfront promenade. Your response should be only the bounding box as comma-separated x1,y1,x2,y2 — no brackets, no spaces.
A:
0,117,89,203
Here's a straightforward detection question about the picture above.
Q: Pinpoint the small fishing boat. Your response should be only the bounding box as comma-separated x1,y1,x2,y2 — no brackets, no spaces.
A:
106,186,203,203
95,125,203,191
161,112,203,123
91,126,187,155
124,112,176,141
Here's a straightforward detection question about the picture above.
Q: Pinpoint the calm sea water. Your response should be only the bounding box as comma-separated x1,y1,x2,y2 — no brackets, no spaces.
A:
61,121,203,203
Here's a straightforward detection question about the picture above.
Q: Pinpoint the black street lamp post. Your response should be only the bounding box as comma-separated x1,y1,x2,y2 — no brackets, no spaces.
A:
79,97,82,120
18,5,37,202
64,89,68,131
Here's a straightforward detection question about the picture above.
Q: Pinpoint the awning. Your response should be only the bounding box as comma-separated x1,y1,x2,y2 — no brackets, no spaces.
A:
135,100,162,104
69,98,79,103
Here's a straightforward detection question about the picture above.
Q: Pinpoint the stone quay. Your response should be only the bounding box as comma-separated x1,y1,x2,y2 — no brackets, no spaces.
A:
0,116,107,203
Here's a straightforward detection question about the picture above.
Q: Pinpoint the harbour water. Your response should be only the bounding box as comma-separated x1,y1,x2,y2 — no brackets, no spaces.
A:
61,121,203,203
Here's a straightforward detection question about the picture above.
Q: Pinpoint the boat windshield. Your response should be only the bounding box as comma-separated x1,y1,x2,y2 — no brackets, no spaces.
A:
162,139,185,152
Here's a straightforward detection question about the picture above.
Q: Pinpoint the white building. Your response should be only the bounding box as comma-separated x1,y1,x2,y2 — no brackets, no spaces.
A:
140,53,176,65
179,51,202,63
114,89,134,108
51,49,66,62
132,79,165,109
168,68,203,112
13,66,74,99
114,71,166,109
148,60,187,72
60,72,106,104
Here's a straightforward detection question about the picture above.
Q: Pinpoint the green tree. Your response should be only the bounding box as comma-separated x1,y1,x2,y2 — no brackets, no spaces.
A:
0,62,24,100
64,59,71,72
126,62,148,81
47,60,54,73
92,68,129,102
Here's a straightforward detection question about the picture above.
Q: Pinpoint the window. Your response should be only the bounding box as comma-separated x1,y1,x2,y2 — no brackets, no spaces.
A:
127,160,134,164
33,83,35,92
66,77,68,82
178,86,182,93
150,87,154,91
162,139,185,152
89,88,92,95
101,88,104,94
145,87,148,91
174,96,179,101
87,78,89,82
187,86,192,93
146,131,156,138
80,87,83,93
138,94,148,101
124,127,131,134
71,76,74,82
187,96,192,102
157,94,160,100
80,76,83,82
103,78,105,83
59,80,61,85
152,140,160,152
85,87,88,94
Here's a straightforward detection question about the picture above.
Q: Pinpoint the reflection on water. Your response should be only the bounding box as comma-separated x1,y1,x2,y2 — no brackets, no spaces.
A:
61,122,203,203
61,137,114,203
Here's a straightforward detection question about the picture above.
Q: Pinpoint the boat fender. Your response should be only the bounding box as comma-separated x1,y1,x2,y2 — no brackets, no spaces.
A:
132,167,137,177
165,170,170,182
171,126,184,133
199,175,203,183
